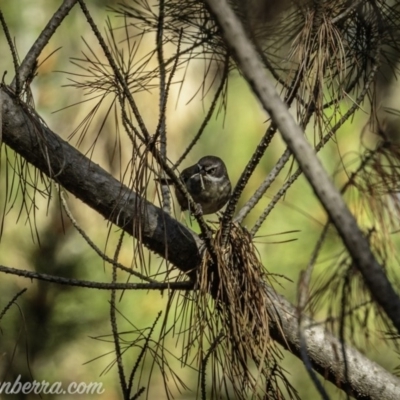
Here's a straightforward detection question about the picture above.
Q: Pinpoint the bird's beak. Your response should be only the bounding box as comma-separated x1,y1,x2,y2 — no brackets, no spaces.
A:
197,164,206,175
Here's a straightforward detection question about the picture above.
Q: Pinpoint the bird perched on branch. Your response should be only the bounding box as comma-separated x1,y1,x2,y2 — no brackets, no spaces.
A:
160,155,231,215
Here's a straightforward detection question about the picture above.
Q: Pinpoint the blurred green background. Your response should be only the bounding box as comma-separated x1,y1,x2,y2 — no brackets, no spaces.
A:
0,1,399,399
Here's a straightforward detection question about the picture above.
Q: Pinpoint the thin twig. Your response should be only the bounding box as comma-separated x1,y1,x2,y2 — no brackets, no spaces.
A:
0,10,20,94
127,312,161,396
174,55,230,169
0,89,3,147
110,231,128,397
155,0,170,213
200,332,223,400
0,288,27,321
250,39,381,235
11,0,78,93
297,270,330,400
331,0,363,24
57,187,155,283
0,264,192,290
300,143,385,301
234,148,290,224
223,49,313,242
221,124,276,244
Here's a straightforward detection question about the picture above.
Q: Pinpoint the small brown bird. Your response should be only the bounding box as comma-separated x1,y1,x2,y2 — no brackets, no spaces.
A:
161,156,232,215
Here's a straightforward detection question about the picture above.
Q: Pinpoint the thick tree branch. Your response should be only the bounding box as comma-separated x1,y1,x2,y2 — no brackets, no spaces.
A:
266,286,400,400
2,86,400,399
203,0,400,334
0,88,202,274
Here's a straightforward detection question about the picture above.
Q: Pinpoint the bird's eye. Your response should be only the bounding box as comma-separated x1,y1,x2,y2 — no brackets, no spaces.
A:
207,167,216,175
